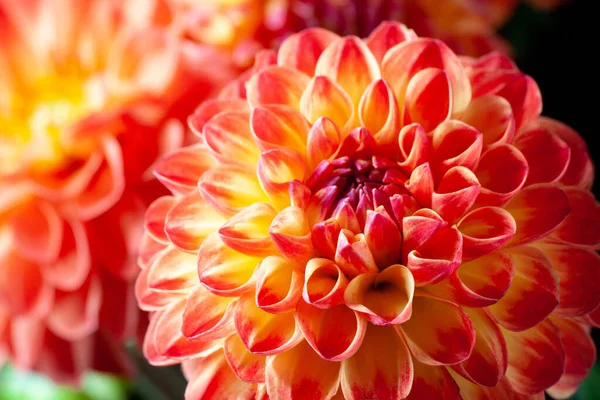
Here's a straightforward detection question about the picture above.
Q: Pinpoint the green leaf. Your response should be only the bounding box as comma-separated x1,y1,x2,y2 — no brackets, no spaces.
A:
0,363,131,400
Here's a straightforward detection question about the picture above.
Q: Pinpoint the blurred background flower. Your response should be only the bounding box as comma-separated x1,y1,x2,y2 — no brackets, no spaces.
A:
0,0,233,391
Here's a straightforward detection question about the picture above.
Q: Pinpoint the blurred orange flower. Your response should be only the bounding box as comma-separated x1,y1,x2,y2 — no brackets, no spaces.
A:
164,0,568,67
139,21,598,399
0,0,234,384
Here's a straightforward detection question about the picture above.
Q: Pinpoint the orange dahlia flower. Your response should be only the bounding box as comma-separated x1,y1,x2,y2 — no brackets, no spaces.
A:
0,0,233,384
139,22,599,399
164,0,566,67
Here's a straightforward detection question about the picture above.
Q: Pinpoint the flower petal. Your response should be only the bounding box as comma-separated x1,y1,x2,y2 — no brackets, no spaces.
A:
278,28,339,76
165,190,226,252
488,246,558,331
403,68,452,132
295,300,366,361
341,325,413,400
315,36,381,107
344,264,414,325
503,318,565,395
513,121,571,185
269,206,314,265
218,203,277,257
335,229,379,278
536,242,600,317
457,207,516,260
199,164,269,216
359,79,400,152
432,166,480,224
458,95,515,146
154,144,216,196
546,318,596,399
451,308,507,387
224,334,266,383
147,245,198,292
246,66,310,109
306,117,342,170
198,233,260,296
399,295,475,366
474,144,528,206
364,207,402,268
366,21,417,63
300,75,354,133
406,362,461,400
550,188,600,247
431,120,482,179
202,110,259,166
144,196,176,244
10,201,62,263
398,123,430,173
258,149,308,207
303,258,348,309
188,98,249,136
181,286,234,341
250,104,310,154
504,185,571,246
234,292,301,355
265,341,341,400
256,256,303,313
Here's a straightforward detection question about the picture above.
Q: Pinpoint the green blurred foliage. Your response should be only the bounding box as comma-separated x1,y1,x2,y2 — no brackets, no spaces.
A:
0,364,131,400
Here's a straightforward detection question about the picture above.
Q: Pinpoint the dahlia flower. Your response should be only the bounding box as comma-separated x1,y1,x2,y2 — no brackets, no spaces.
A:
139,21,599,399
165,0,566,67
0,0,233,384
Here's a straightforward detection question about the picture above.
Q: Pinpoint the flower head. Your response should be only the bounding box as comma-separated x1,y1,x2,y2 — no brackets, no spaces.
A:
140,22,599,399
0,0,234,383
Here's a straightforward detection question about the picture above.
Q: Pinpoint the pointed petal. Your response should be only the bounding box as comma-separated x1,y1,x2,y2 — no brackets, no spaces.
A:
198,233,260,296
224,334,266,383
504,185,571,246
265,341,341,400
300,75,354,133
218,203,277,257
246,66,310,108
489,246,558,331
514,121,571,185
199,164,268,216
10,201,62,263
250,105,309,154
154,144,216,196
451,308,507,387
547,318,596,399
403,68,452,132
550,188,600,247
47,275,102,341
404,162,434,207
335,229,379,278
135,266,182,311
278,28,339,76
458,207,516,260
184,351,258,400
303,258,348,309
311,218,341,260
427,251,515,307
475,144,528,206
147,245,198,292
344,264,414,325
144,196,176,244
459,95,515,146
203,110,259,166
188,98,249,136
234,292,301,355
295,300,366,361
366,21,417,63
258,149,308,207
398,123,430,173
256,256,303,313
315,36,380,107
306,117,342,170
406,362,461,400
399,295,475,365
431,120,482,179
536,242,600,317
364,207,402,268
341,325,413,400
269,206,314,265
406,226,462,286
402,208,446,258
432,166,480,224
497,75,542,130
503,319,565,394
165,190,226,252
181,286,234,341
359,79,401,151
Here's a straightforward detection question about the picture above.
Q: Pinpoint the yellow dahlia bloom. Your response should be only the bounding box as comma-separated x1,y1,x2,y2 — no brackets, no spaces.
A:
138,22,598,399
0,0,233,383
